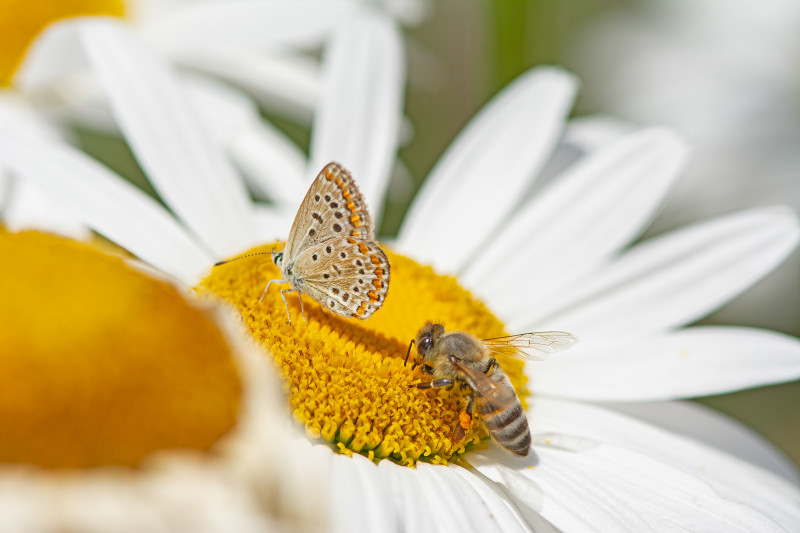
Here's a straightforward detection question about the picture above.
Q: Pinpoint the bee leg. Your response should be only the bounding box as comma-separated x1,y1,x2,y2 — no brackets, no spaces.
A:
450,393,475,454
421,364,435,375
414,378,455,390
485,357,499,375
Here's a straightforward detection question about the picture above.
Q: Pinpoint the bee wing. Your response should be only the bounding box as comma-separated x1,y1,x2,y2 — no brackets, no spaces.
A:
482,331,578,361
450,360,517,409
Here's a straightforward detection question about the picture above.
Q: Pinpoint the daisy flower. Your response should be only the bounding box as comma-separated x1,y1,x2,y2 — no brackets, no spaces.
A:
2,14,800,533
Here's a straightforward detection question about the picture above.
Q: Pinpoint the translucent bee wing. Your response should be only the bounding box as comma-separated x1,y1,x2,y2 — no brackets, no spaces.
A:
482,331,578,361
283,162,375,263
451,360,517,409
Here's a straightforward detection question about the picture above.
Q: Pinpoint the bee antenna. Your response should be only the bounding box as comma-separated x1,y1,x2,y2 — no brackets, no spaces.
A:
404,339,415,366
214,251,276,267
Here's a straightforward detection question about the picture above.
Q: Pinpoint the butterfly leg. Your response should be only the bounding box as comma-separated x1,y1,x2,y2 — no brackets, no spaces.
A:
259,278,284,302
278,288,295,324
296,292,307,322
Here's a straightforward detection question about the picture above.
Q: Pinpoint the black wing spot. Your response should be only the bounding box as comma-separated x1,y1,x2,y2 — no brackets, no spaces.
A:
324,194,331,202
326,245,333,254
308,228,316,237
340,252,347,259
323,273,330,280
314,194,321,202
333,223,342,233
312,253,319,261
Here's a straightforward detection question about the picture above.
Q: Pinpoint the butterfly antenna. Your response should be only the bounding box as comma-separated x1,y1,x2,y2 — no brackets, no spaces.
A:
214,251,275,267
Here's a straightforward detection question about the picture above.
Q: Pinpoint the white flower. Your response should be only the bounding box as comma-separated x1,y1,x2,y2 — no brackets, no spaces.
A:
2,12,800,533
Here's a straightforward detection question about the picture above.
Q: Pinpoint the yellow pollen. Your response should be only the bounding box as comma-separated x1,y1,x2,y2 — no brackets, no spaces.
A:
200,243,528,467
0,230,241,469
0,0,125,86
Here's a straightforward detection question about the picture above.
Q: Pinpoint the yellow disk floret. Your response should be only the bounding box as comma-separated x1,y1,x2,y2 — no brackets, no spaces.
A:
201,243,528,467
0,0,125,86
0,230,241,469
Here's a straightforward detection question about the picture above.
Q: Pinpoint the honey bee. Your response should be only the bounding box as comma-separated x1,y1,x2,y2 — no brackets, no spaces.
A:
406,322,577,456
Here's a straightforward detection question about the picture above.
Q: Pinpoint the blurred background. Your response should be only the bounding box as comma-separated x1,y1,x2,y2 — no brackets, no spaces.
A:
9,0,800,465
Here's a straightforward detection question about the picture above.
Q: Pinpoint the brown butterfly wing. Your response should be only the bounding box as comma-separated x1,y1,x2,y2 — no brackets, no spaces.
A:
283,162,374,263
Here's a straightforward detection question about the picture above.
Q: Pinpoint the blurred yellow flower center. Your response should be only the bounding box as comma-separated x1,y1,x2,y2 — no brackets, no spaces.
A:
0,231,241,469
201,243,528,466
0,0,125,86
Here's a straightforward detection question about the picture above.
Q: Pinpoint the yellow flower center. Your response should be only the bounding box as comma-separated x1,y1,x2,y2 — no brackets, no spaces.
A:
0,0,125,86
0,230,241,469
200,243,528,467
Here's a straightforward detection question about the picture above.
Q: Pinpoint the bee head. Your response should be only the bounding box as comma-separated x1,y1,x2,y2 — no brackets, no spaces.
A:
415,322,445,357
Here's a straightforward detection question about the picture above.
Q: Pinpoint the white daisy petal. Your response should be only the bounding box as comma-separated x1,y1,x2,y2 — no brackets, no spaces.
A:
534,115,636,187
602,400,800,484
473,444,785,532
179,50,321,124
448,465,542,533
141,0,359,54
522,207,800,336
252,204,295,242
414,462,514,532
13,21,86,90
396,67,577,272
2,179,89,240
183,74,307,206
464,128,687,314
78,20,260,258
0,138,212,284
531,326,800,401
530,398,800,531
310,9,404,221
329,453,395,533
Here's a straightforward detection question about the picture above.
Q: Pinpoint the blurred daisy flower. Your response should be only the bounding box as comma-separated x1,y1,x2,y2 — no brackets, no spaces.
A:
0,229,327,531
2,11,800,533
565,0,800,332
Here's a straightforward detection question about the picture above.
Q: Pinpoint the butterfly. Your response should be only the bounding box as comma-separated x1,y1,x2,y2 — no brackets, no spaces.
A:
217,162,390,322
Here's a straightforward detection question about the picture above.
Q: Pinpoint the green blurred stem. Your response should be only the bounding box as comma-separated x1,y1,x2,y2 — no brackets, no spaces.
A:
489,0,529,91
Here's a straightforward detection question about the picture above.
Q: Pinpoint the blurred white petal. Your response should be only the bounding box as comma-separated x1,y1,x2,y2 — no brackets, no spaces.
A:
397,67,577,272
523,207,800,336
310,9,404,222
465,128,687,319
183,74,307,206
530,326,800,402
141,0,359,54
2,179,89,240
79,20,260,257
177,49,321,124
0,138,211,284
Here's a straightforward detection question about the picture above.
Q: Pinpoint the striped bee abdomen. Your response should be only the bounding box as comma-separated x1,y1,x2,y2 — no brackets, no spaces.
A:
479,383,531,456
